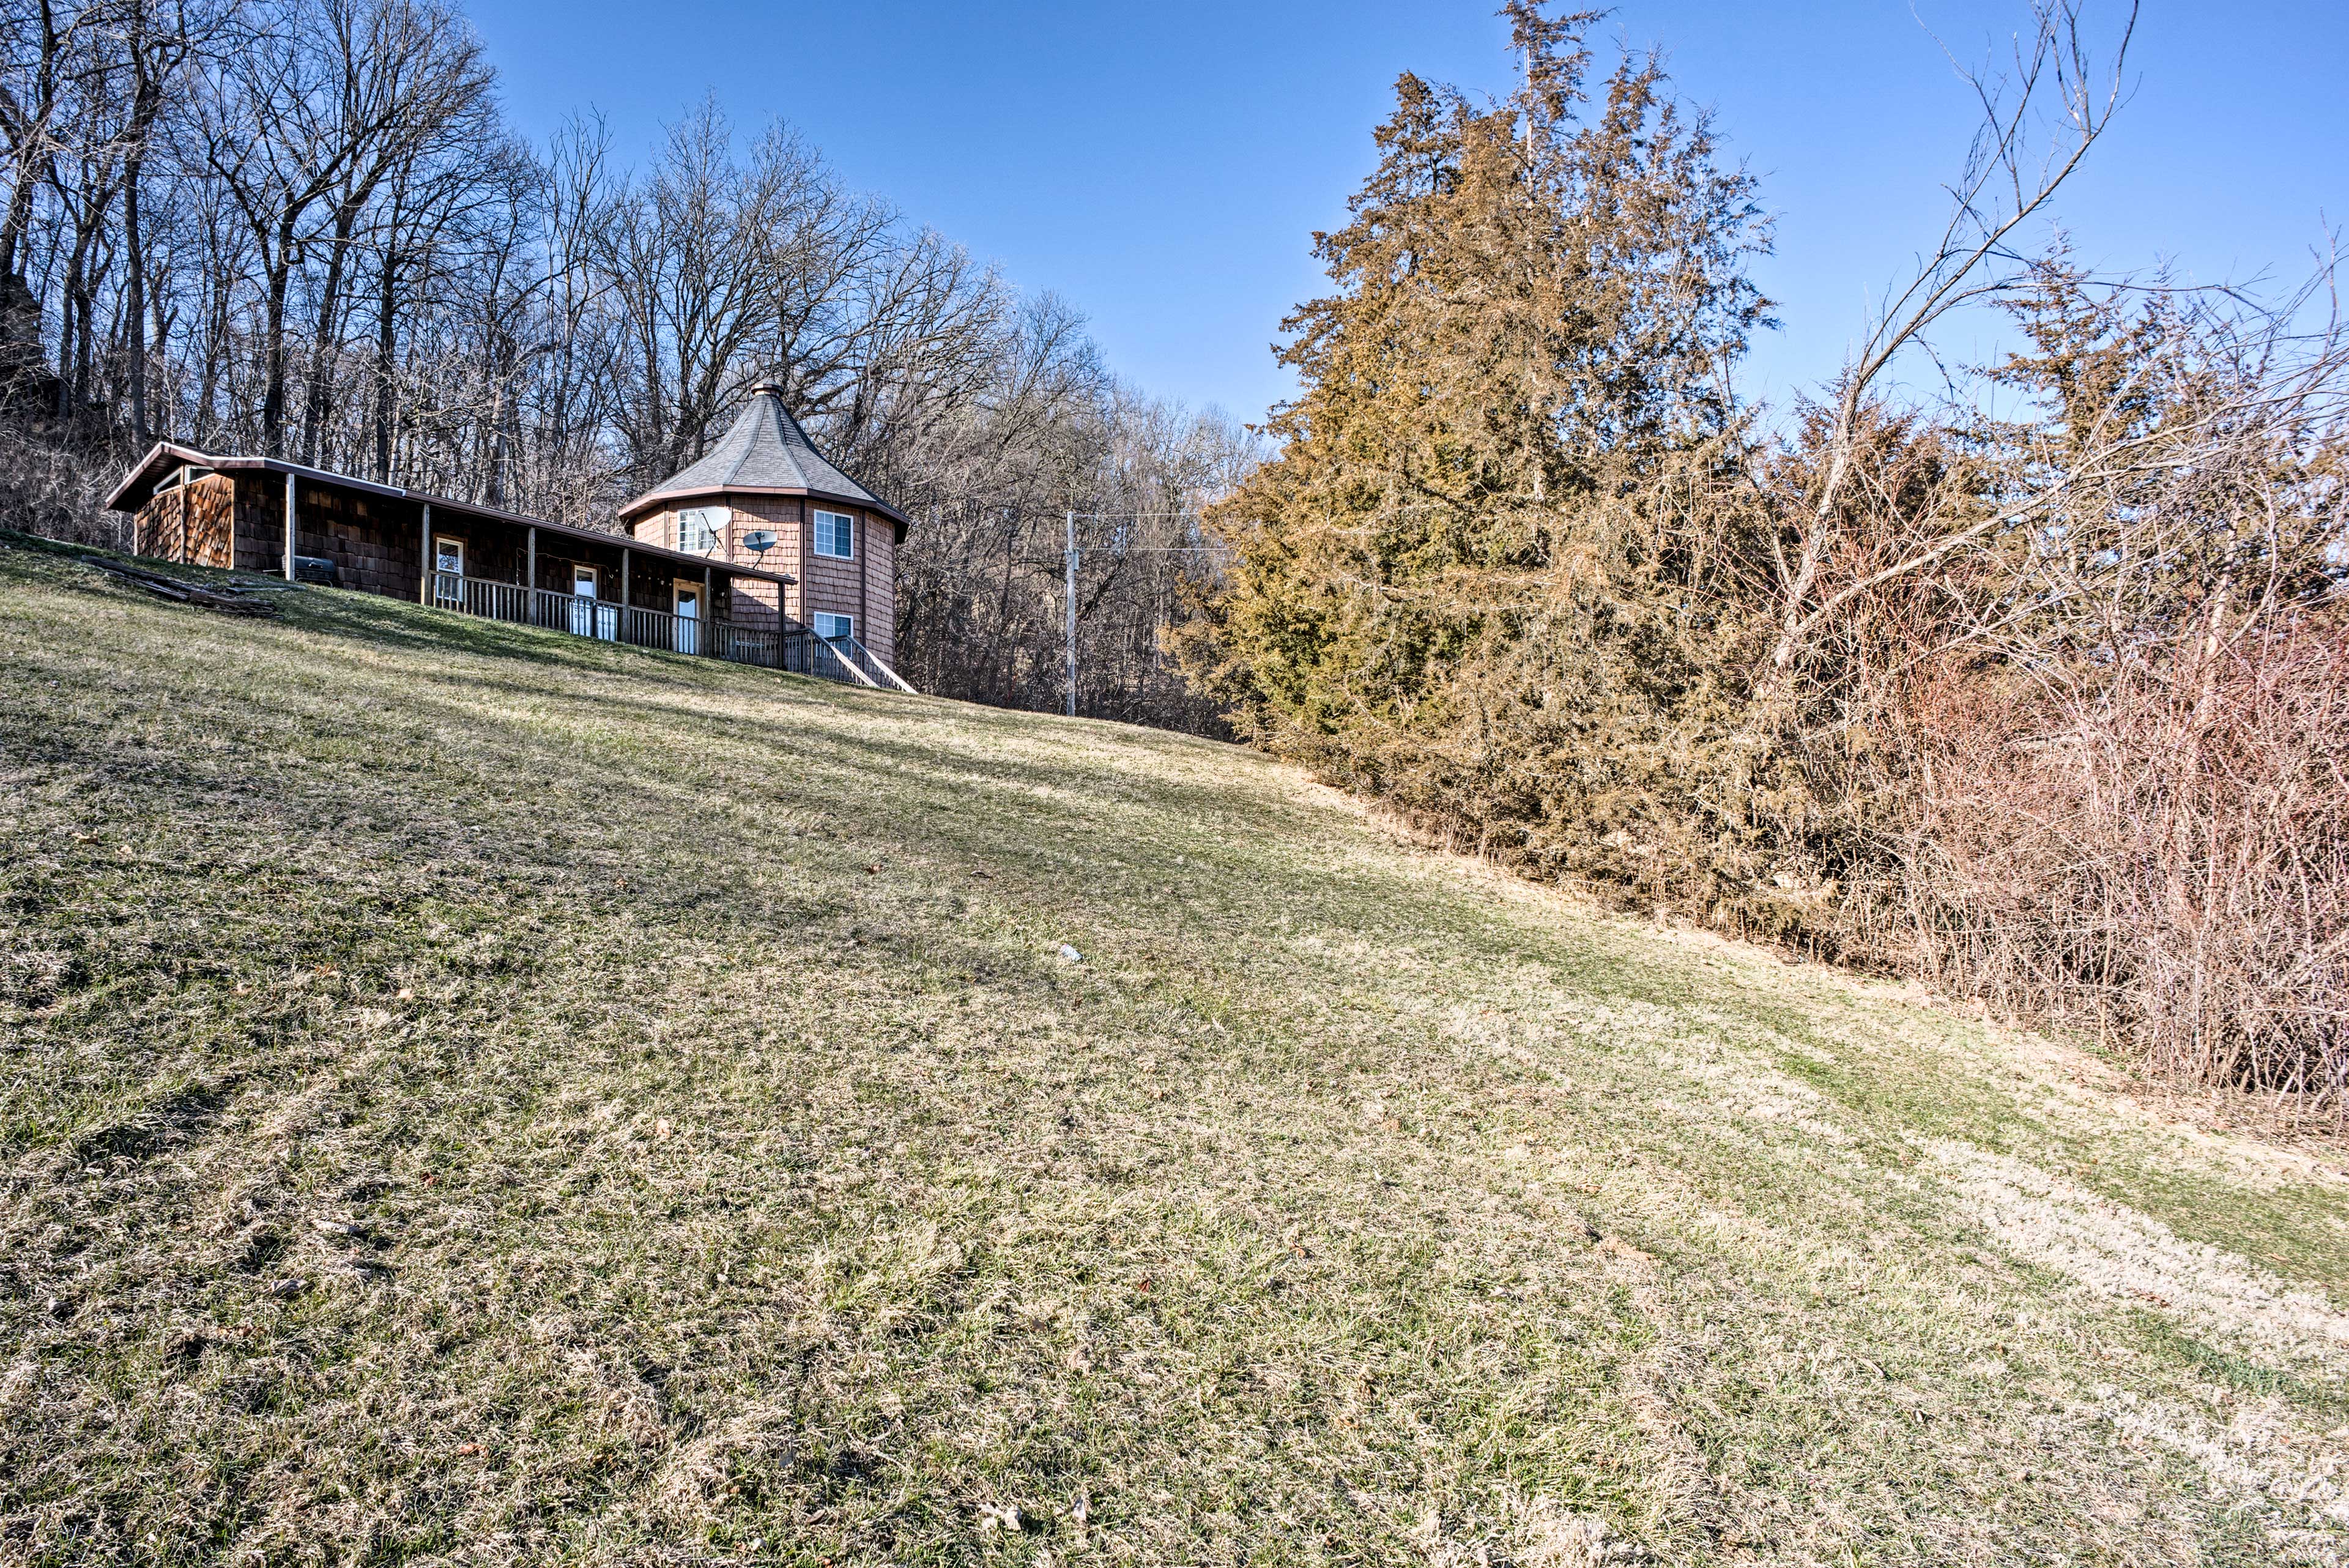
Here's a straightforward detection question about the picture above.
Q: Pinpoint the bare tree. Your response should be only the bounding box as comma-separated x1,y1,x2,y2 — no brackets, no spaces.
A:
189,0,486,456
1761,0,2141,680
0,0,111,399
112,0,218,440
603,106,862,486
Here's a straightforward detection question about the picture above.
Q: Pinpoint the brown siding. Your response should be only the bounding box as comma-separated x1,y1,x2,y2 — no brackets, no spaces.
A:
527,529,631,602
421,514,524,591
130,488,166,559
864,515,897,666
627,495,900,663
231,474,423,595
232,475,280,574
631,494,812,634
132,474,233,568
722,494,802,628
618,552,708,617
800,502,868,646
627,505,768,625
310,485,423,597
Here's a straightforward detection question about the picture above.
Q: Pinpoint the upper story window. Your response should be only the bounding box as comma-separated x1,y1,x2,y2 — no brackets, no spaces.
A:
678,506,726,554
813,508,856,560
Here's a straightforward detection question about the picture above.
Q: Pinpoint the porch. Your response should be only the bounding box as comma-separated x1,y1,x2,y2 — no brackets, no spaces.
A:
428,570,903,687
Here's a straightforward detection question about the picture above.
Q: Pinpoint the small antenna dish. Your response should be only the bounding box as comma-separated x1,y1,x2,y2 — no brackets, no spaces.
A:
743,529,778,552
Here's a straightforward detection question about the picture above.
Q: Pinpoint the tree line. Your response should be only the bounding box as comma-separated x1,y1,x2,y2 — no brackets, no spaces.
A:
0,0,1249,730
1178,1,2348,1118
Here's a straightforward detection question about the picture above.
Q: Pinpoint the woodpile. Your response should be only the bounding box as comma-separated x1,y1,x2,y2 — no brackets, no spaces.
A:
80,556,280,618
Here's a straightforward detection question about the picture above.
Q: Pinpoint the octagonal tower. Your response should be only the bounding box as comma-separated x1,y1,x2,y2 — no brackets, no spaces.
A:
619,380,910,669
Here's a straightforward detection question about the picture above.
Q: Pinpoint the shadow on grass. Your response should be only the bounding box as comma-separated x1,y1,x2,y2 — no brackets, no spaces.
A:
0,547,2024,1051
15,528,2349,1304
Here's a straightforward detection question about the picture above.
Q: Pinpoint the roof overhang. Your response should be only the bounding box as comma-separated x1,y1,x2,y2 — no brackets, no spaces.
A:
618,483,913,542
103,441,247,511
105,443,801,587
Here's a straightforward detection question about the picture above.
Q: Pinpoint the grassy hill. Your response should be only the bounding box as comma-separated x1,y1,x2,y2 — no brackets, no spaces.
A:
4,535,2348,1567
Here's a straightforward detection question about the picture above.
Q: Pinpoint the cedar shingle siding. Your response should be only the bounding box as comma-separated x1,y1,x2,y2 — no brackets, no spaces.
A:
229,476,423,595
132,474,234,568
629,493,896,661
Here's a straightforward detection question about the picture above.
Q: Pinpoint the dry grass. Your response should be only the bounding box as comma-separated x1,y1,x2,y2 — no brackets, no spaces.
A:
3,533,2348,1566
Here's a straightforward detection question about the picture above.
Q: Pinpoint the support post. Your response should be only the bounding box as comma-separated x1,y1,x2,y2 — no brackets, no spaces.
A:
419,502,431,603
1064,510,1078,718
620,548,629,639
526,526,537,616
703,565,713,657
283,471,296,581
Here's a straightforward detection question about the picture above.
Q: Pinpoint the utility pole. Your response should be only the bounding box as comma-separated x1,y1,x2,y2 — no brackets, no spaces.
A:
1064,509,1078,718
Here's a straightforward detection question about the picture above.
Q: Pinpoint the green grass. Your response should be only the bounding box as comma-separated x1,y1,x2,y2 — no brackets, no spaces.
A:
4,534,2348,1566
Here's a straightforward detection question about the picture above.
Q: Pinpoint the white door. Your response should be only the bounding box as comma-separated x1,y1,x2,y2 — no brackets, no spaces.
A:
674,584,701,655
570,565,606,637
432,536,464,606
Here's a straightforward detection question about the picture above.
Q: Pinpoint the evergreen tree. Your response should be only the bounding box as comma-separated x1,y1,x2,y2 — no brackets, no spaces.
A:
1179,2,1775,903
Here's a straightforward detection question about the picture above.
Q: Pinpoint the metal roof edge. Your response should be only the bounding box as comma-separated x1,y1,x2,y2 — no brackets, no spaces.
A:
101,441,222,510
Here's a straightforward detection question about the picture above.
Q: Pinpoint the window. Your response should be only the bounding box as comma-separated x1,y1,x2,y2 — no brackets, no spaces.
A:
813,612,855,642
678,506,725,554
813,508,856,560
433,535,466,576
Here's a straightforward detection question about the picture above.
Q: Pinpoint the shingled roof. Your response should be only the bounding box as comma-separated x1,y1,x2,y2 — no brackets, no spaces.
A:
620,380,909,531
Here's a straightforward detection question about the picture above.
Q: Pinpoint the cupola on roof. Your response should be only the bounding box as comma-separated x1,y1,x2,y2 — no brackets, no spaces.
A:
620,379,907,527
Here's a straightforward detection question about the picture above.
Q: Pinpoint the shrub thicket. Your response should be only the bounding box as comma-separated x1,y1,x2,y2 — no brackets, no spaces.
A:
1179,3,2348,1118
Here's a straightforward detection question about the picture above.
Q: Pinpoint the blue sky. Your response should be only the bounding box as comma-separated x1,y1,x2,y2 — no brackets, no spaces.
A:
461,0,2348,430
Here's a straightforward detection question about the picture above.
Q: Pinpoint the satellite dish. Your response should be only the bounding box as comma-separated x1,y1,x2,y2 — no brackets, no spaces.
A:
743,529,778,552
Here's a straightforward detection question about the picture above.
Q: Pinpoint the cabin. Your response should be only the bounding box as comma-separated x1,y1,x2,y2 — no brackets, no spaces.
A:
100,382,913,691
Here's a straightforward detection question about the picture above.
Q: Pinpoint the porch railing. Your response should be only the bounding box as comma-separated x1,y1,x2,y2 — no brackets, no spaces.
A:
428,571,911,693
781,628,875,686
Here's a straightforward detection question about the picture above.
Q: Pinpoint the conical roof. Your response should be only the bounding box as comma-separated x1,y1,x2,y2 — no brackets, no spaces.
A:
621,381,905,525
